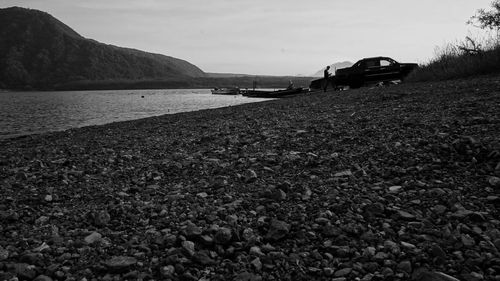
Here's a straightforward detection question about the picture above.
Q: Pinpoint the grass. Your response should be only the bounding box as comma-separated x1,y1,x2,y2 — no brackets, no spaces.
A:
406,35,500,82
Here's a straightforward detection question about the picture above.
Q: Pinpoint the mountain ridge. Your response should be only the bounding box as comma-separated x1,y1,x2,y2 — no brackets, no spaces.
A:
0,7,205,89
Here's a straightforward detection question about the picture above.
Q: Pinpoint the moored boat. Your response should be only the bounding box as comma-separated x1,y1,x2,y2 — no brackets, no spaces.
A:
242,87,305,98
211,87,240,95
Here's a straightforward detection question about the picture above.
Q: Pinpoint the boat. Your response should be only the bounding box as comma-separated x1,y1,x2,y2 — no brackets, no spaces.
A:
211,87,240,95
242,87,305,98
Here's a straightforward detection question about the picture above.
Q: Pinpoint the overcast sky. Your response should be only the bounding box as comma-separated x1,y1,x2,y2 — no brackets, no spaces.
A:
1,0,494,76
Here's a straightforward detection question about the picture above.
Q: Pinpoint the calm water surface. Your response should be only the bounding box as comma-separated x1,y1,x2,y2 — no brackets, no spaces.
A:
0,89,270,139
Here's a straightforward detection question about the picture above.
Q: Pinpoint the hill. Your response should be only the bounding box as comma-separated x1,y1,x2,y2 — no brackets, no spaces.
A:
312,61,353,76
0,7,205,90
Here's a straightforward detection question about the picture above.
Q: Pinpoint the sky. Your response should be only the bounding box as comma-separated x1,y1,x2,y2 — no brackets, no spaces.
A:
1,0,495,76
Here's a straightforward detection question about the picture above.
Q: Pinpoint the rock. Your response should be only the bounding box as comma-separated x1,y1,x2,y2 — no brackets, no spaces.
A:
0,247,9,261
323,267,335,276
488,176,500,188
270,188,286,201
243,169,258,183
364,203,385,217
334,170,352,177
11,263,37,280
44,194,53,202
181,240,196,256
185,223,202,239
389,186,402,193
20,253,44,265
373,251,389,261
214,227,232,245
104,256,137,272
94,210,111,226
430,245,447,262
160,265,175,277
242,228,256,242
84,232,102,244
334,268,352,277
249,246,265,256
432,205,447,214
251,257,262,271
234,271,262,281
34,275,54,281
401,241,416,250
396,210,416,220
266,219,290,241
412,269,460,281
196,192,208,198
193,251,216,265
397,260,412,273
461,234,475,247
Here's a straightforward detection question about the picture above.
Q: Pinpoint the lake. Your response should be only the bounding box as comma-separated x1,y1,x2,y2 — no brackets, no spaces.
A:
0,89,271,139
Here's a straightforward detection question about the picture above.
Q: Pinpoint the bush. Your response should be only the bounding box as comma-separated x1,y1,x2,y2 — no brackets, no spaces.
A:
406,36,500,82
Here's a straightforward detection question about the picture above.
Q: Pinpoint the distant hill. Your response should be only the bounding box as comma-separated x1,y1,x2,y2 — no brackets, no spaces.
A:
0,7,206,90
312,61,353,77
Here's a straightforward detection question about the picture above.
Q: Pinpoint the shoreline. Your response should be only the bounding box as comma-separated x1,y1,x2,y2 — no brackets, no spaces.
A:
1,75,499,280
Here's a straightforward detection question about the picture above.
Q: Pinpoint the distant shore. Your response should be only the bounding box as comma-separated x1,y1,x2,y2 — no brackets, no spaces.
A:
1,75,499,280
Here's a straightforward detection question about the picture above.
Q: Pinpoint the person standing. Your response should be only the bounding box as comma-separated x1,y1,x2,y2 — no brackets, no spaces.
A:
323,66,332,92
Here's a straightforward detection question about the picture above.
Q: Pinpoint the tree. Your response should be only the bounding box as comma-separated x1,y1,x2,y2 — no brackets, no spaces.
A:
469,0,500,33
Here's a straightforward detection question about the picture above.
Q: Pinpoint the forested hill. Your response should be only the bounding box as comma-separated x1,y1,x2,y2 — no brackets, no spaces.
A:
0,7,206,90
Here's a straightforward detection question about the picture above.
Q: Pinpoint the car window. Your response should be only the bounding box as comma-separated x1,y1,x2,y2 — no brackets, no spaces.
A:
365,60,380,68
380,59,393,66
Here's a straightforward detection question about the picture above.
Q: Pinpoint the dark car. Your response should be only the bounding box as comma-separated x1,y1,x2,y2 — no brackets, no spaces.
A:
335,56,418,88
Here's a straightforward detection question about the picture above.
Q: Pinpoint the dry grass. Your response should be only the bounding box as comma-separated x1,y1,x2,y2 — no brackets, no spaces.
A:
407,36,500,82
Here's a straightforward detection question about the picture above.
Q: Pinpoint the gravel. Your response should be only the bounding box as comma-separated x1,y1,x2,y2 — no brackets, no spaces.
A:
0,75,499,280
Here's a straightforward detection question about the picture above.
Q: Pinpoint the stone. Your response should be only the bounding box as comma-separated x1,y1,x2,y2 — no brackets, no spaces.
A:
94,210,111,226
34,275,54,281
373,252,389,261
0,247,9,261
11,263,37,280
244,169,258,183
185,223,202,239
461,234,475,247
488,176,500,188
430,245,447,262
270,188,286,201
104,256,137,272
396,210,416,220
389,186,402,193
251,257,262,271
181,240,196,256
193,251,216,265
412,269,460,281
334,170,353,177
397,260,412,273
266,219,290,241
196,192,208,198
334,268,352,277
234,271,262,281
401,241,416,250
250,246,265,256
84,232,102,244
323,267,335,276
214,227,232,245
160,265,175,277
364,203,385,217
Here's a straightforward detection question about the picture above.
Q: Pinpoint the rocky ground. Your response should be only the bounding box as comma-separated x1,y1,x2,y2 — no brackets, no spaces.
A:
0,75,499,281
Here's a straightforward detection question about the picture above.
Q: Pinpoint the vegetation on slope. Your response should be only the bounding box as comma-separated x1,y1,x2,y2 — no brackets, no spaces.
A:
407,1,500,82
0,7,205,90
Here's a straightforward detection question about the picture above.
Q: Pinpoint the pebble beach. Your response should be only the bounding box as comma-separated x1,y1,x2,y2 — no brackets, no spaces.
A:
1,75,500,281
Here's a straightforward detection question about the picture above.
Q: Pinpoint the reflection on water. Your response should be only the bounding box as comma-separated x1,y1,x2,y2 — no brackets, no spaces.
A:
0,89,270,139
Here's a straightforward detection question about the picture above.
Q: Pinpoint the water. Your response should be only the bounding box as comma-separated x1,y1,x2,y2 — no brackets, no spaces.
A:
0,89,270,139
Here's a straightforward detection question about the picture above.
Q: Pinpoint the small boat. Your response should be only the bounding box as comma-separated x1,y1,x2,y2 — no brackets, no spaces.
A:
211,87,240,95
242,87,305,98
